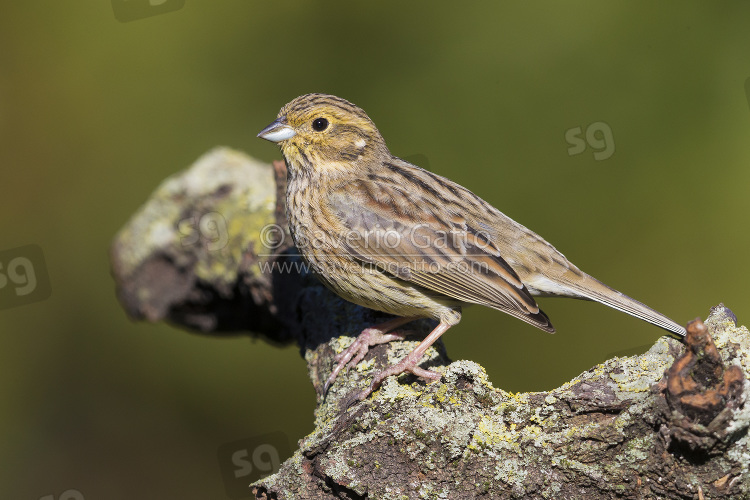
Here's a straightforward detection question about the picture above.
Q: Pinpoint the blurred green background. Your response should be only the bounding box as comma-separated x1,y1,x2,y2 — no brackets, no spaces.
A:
2,2,749,498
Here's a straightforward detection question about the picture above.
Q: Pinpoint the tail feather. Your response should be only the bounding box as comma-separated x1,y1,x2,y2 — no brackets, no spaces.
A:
561,274,686,336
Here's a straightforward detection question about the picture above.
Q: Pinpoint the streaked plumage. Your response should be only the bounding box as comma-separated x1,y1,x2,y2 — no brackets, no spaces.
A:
258,93,685,400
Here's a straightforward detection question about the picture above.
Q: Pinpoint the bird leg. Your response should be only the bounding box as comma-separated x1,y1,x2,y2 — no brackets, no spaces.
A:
356,320,452,401
323,316,419,394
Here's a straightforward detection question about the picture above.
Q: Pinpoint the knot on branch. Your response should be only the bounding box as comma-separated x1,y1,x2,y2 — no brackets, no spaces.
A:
657,315,746,454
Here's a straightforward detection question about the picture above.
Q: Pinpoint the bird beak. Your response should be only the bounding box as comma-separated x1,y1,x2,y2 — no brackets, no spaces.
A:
257,117,296,143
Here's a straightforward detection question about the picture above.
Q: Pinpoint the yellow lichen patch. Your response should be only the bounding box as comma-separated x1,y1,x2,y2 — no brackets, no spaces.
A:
431,383,462,407
521,424,542,439
608,341,674,394
355,356,376,373
331,336,356,354
470,416,521,453
378,378,421,402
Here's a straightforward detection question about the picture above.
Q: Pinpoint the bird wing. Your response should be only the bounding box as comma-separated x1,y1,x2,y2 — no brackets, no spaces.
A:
328,173,554,333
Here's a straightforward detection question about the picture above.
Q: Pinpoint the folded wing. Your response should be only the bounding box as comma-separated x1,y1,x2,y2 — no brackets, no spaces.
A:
330,177,555,333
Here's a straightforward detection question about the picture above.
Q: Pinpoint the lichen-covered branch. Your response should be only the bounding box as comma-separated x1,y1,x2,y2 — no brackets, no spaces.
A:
110,149,750,499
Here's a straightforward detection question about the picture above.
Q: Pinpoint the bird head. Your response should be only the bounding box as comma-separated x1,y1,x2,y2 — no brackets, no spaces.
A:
258,93,389,175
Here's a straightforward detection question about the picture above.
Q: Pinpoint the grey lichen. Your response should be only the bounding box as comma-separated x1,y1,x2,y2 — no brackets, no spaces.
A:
256,307,750,499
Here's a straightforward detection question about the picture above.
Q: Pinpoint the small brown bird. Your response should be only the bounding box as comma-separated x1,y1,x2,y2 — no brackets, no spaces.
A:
258,93,685,400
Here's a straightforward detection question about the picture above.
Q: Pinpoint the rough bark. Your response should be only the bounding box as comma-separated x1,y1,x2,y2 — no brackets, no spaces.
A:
110,148,750,499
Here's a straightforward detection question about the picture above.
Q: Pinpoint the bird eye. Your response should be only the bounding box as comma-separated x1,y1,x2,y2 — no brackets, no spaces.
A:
312,118,329,131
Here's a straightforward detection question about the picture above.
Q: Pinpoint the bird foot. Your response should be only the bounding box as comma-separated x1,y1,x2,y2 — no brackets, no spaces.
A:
355,350,442,401
323,326,411,395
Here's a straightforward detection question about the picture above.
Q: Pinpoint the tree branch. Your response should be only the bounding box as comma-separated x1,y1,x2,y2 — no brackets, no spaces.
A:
110,148,750,499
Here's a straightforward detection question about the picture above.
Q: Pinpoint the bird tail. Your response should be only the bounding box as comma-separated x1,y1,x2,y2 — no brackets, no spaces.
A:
560,273,686,336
